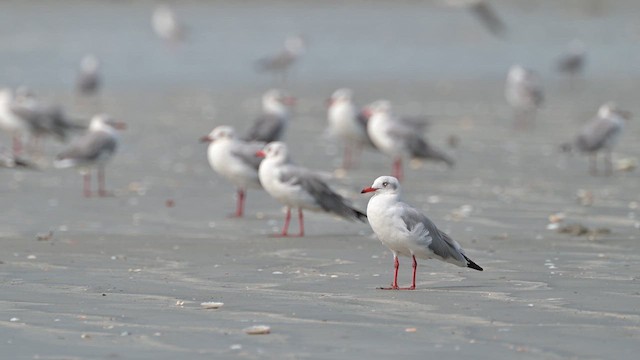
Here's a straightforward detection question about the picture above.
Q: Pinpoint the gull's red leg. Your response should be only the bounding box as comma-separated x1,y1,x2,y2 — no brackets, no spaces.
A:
98,166,111,197
379,255,400,290
83,172,92,198
281,207,292,236
400,255,417,290
393,158,403,181
13,135,22,156
229,189,245,218
298,208,304,237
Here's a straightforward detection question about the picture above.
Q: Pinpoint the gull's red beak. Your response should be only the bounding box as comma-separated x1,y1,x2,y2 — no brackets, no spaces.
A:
360,108,372,120
361,187,377,194
113,121,127,130
281,96,297,106
255,150,266,158
200,135,212,143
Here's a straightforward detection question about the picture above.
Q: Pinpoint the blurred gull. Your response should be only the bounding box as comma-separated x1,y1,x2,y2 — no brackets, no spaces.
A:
76,54,101,96
326,88,376,169
256,35,305,82
505,65,544,128
152,4,186,44
0,88,30,155
444,0,506,37
565,102,632,175
361,176,482,290
364,100,453,181
0,143,34,169
54,114,125,197
243,89,295,143
200,126,264,218
556,40,587,77
257,142,366,237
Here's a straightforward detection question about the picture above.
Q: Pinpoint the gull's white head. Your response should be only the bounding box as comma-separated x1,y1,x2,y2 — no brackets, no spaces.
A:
508,65,528,81
256,141,290,164
262,89,295,112
80,54,100,73
331,88,352,102
90,114,126,131
0,88,14,105
598,102,632,120
361,176,401,195
200,125,236,143
365,100,392,118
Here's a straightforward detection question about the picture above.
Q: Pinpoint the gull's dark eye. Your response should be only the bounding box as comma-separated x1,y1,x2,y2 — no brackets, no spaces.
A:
382,182,389,187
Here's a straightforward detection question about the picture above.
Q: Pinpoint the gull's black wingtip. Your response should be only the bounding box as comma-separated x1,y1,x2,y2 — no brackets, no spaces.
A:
464,255,483,271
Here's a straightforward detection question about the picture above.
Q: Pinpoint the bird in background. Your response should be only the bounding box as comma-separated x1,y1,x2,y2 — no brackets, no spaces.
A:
563,102,632,176
200,125,264,218
444,0,506,38
326,88,376,170
505,65,544,129
361,176,482,290
243,89,296,143
256,35,306,83
0,88,30,156
0,143,35,169
54,114,126,197
364,100,454,181
152,4,186,45
556,39,587,78
76,54,101,97
257,141,366,237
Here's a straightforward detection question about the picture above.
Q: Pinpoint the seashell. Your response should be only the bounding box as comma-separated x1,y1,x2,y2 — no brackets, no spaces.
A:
244,325,271,335
200,302,224,309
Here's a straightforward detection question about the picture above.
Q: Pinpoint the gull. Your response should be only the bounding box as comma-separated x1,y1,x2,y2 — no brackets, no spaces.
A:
243,89,295,143
152,4,186,44
566,102,632,175
54,114,125,197
0,88,30,155
444,0,506,38
557,40,587,77
0,143,34,169
361,176,482,290
76,54,101,96
326,88,375,169
505,65,544,128
200,126,264,217
257,142,366,237
256,35,305,82
364,100,453,181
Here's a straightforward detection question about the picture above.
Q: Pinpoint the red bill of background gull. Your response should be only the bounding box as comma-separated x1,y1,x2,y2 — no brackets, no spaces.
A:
326,88,376,169
200,125,264,218
364,100,453,181
54,114,125,197
361,176,482,290
256,142,366,237
563,102,632,176
243,89,295,143
0,88,30,155
76,54,101,96
505,65,544,129
255,35,305,83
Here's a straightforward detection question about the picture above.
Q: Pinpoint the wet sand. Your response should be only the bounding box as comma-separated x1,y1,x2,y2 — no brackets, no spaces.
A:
2,1,640,359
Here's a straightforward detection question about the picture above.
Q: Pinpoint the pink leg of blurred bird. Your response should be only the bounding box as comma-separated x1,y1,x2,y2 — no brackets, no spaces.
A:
98,167,111,197
229,189,245,218
297,208,304,237
83,173,92,198
279,207,292,236
12,135,22,156
399,256,417,290
393,158,403,181
379,255,400,290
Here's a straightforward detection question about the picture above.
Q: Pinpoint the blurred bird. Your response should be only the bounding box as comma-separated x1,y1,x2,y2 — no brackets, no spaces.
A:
54,114,125,197
243,89,295,143
364,100,453,181
361,176,482,290
200,126,264,218
444,0,506,38
152,4,186,44
564,102,632,176
326,88,375,169
257,142,366,237
505,65,544,128
0,143,35,169
557,40,587,77
256,35,305,82
0,88,30,155
76,54,101,96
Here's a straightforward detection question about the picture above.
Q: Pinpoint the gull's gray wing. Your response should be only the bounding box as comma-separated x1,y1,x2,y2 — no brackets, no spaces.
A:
243,114,285,143
57,130,117,165
279,165,366,222
230,141,264,170
575,116,620,152
400,206,465,264
386,122,454,166
470,1,506,37
256,51,295,72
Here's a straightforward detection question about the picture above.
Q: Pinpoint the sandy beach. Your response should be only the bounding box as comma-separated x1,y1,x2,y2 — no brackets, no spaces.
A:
1,1,640,359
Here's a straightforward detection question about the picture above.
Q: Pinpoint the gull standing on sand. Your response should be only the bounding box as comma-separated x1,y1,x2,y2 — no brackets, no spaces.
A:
444,0,506,37
326,88,375,169
557,40,587,77
365,100,454,181
567,102,631,175
200,126,264,217
257,142,366,237
256,35,305,82
76,54,101,96
152,4,186,44
0,88,30,155
505,65,544,128
54,114,125,197
362,176,482,290
243,89,295,143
